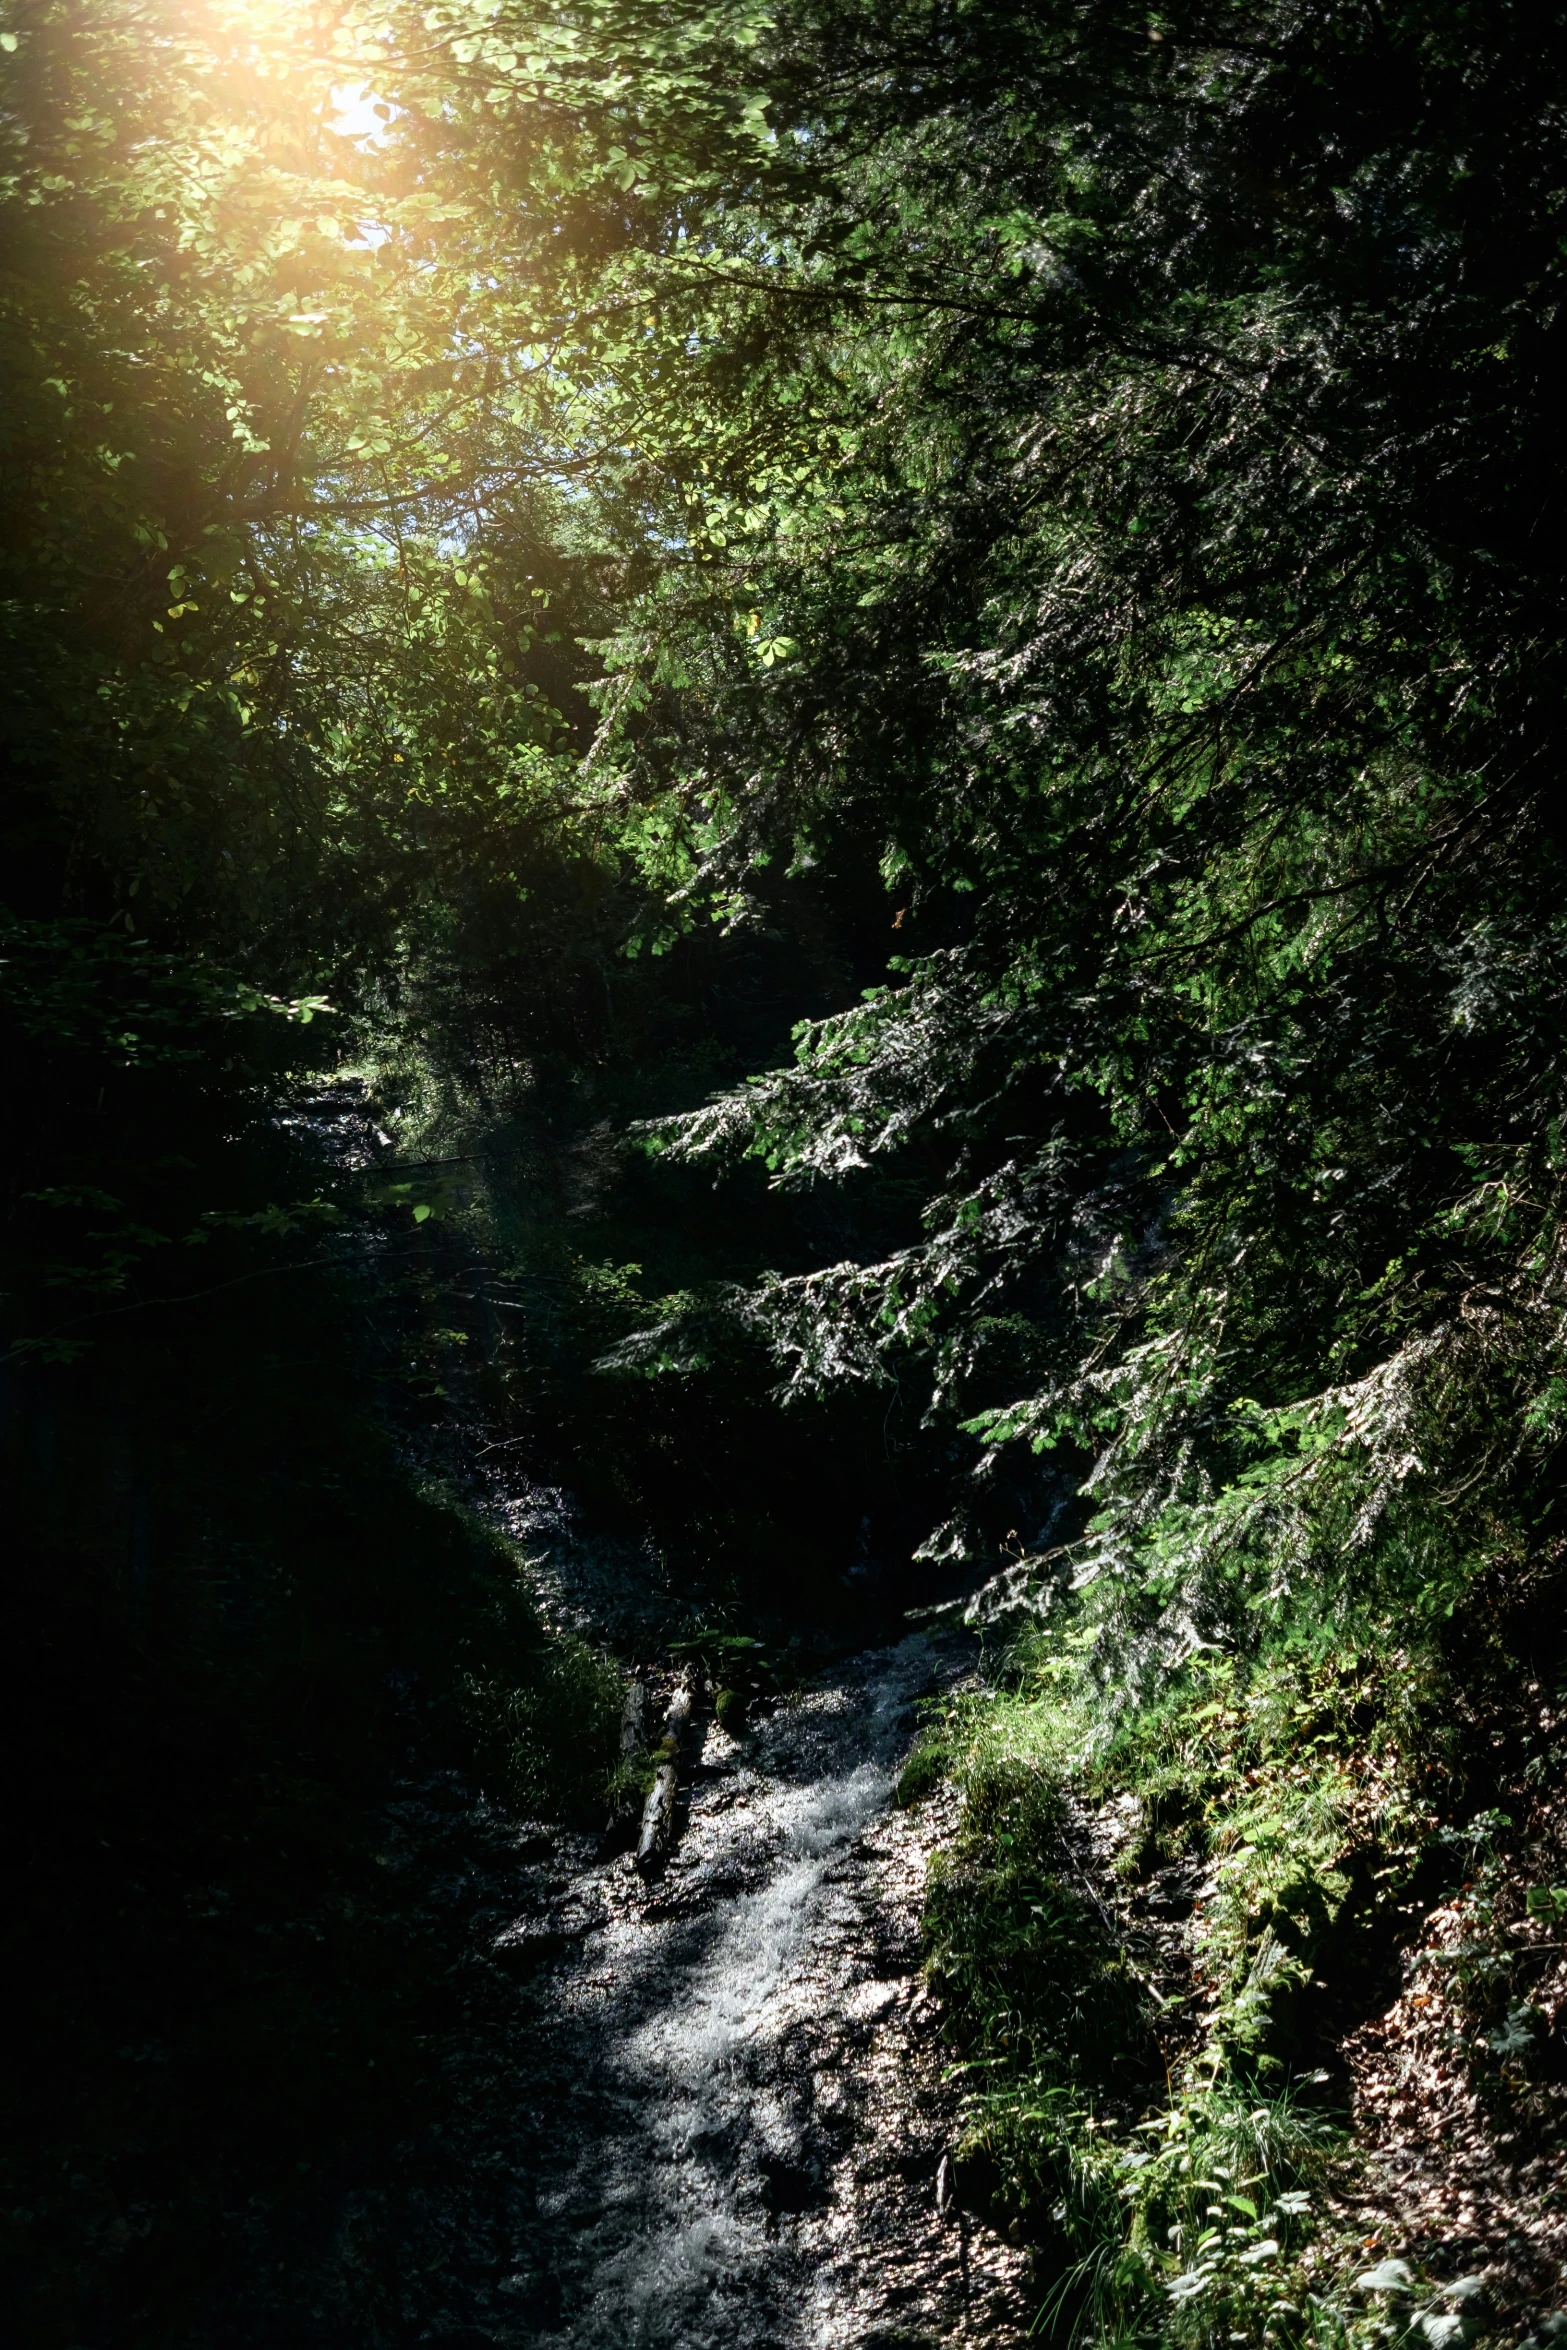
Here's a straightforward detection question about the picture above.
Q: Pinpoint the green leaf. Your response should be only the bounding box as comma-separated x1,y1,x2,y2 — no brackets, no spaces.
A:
1357,2261,1414,2294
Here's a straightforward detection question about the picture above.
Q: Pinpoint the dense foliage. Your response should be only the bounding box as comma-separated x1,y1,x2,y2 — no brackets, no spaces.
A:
5,0,1567,2340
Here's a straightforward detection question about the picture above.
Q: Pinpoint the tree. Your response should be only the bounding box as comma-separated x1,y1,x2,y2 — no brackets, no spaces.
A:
572,0,1567,1685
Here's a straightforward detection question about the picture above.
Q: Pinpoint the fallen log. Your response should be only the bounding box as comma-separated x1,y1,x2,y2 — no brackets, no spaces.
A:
662,1672,699,1757
635,1761,680,1876
633,1670,704,1877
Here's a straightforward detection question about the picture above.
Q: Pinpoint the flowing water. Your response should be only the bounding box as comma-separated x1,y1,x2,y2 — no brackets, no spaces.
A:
483,1631,1032,2349
242,1092,1035,2345
275,1621,1034,2348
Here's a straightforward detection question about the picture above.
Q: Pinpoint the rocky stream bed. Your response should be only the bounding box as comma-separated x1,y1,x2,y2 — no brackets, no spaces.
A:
256,1626,1032,2349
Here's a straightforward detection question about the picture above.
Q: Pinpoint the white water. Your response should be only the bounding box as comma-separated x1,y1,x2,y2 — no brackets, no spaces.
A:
245,1626,1035,2348
259,1102,1032,2344
489,1635,1030,2348
518,1643,929,2345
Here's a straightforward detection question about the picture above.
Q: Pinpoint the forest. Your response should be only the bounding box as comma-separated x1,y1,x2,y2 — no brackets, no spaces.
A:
3,0,1567,2342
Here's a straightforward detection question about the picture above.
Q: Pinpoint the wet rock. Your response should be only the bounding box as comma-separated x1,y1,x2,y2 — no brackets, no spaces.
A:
945,2141,1004,2217
496,2265,562,2325
757,2149,828,2225
491,1920,581,1972
812,2071,856,2129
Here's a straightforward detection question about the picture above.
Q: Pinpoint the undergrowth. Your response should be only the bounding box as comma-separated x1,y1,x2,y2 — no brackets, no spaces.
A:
919,1569,1567,2349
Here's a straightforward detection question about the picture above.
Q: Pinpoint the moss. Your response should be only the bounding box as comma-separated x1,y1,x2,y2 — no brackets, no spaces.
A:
714,1683,748,1733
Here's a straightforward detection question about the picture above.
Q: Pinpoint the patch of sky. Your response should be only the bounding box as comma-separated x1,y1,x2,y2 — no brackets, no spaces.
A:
328,83,399,148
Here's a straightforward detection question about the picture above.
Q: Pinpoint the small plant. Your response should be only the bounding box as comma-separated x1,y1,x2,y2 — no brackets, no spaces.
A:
463,1631,622,1823
895,1731,949,1807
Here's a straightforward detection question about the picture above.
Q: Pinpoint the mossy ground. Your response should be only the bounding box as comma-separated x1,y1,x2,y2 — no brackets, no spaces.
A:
914,1566,1567,2347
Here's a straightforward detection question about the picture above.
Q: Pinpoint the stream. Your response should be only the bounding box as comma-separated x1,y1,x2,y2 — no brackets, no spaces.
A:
241,1097,1034,2345
485,1631,1031,2349
272,1616,1034,2348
